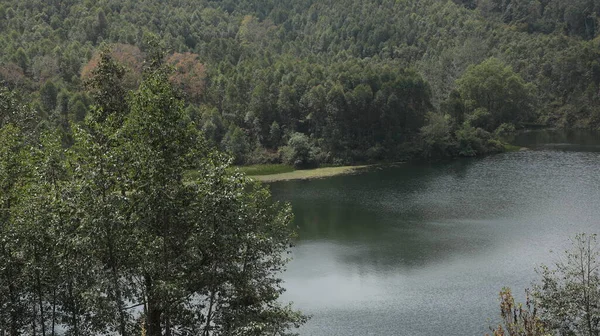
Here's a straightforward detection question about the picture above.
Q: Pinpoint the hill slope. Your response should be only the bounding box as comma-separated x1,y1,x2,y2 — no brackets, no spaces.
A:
1,0,599,163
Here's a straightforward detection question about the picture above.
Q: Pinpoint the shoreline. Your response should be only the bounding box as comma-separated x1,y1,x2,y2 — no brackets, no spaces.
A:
245,145,526,183
240,141,529,183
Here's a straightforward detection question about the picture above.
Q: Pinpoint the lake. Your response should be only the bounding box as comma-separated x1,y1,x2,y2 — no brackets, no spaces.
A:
269,130,600,336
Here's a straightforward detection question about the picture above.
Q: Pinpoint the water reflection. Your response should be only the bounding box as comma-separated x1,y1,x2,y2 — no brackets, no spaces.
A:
510,129,600,151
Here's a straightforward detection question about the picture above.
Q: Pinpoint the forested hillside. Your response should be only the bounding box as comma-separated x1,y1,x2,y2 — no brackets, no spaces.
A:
1,0,599,165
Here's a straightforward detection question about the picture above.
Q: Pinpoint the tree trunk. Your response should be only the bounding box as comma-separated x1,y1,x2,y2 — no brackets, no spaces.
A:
51,288,56,336
36,270,46,336
34,244,46,336
203,289,217,336
145,276,162,336
111,263,127,336
108,235,127,336
7,261,18,336
165,314,171,336
68,281,79,336
32,303,37,336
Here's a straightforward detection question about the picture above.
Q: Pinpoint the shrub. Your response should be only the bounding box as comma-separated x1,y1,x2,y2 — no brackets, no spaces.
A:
281,132,318,169
495,123,516,137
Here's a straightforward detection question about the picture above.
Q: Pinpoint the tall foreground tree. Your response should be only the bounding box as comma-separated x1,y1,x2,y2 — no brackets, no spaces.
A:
70,47,135,335
0,85,44,336
122,66,305,335
0,53,304,335
0,123,29,336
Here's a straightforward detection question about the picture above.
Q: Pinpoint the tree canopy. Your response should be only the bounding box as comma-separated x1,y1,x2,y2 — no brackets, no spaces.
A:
456,58,535,131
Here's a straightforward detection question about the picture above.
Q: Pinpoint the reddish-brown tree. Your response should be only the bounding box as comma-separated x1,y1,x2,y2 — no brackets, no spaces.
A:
166,52,205,102
81,44,144,90
0,63,27,88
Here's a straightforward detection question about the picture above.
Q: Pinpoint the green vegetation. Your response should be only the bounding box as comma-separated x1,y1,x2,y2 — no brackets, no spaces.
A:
503,144,523,152
237,164,295,176
187,164,293,182
2,0,599,167
456,58,535,131
0,51,305,336
534,234,600,336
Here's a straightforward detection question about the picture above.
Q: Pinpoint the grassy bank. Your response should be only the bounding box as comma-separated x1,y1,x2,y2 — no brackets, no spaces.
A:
237,164,294,176
184,164,370,184
248,165,371,182
503,144,523,152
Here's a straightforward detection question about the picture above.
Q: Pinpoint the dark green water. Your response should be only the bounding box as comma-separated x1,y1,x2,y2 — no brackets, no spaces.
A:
269,130,600,336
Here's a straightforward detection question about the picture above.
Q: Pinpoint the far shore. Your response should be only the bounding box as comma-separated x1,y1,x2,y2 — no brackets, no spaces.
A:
226,142,526,183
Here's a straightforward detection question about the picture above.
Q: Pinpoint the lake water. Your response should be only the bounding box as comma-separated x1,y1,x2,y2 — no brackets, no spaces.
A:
269,130,600,336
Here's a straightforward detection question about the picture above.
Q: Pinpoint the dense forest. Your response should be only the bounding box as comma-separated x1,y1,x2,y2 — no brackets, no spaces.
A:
1,0,599,166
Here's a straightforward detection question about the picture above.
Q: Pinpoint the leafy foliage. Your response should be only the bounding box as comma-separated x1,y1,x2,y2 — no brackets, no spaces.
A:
534,234,600,336
490,234,600,336
281,132,317,168
456,58,535,131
